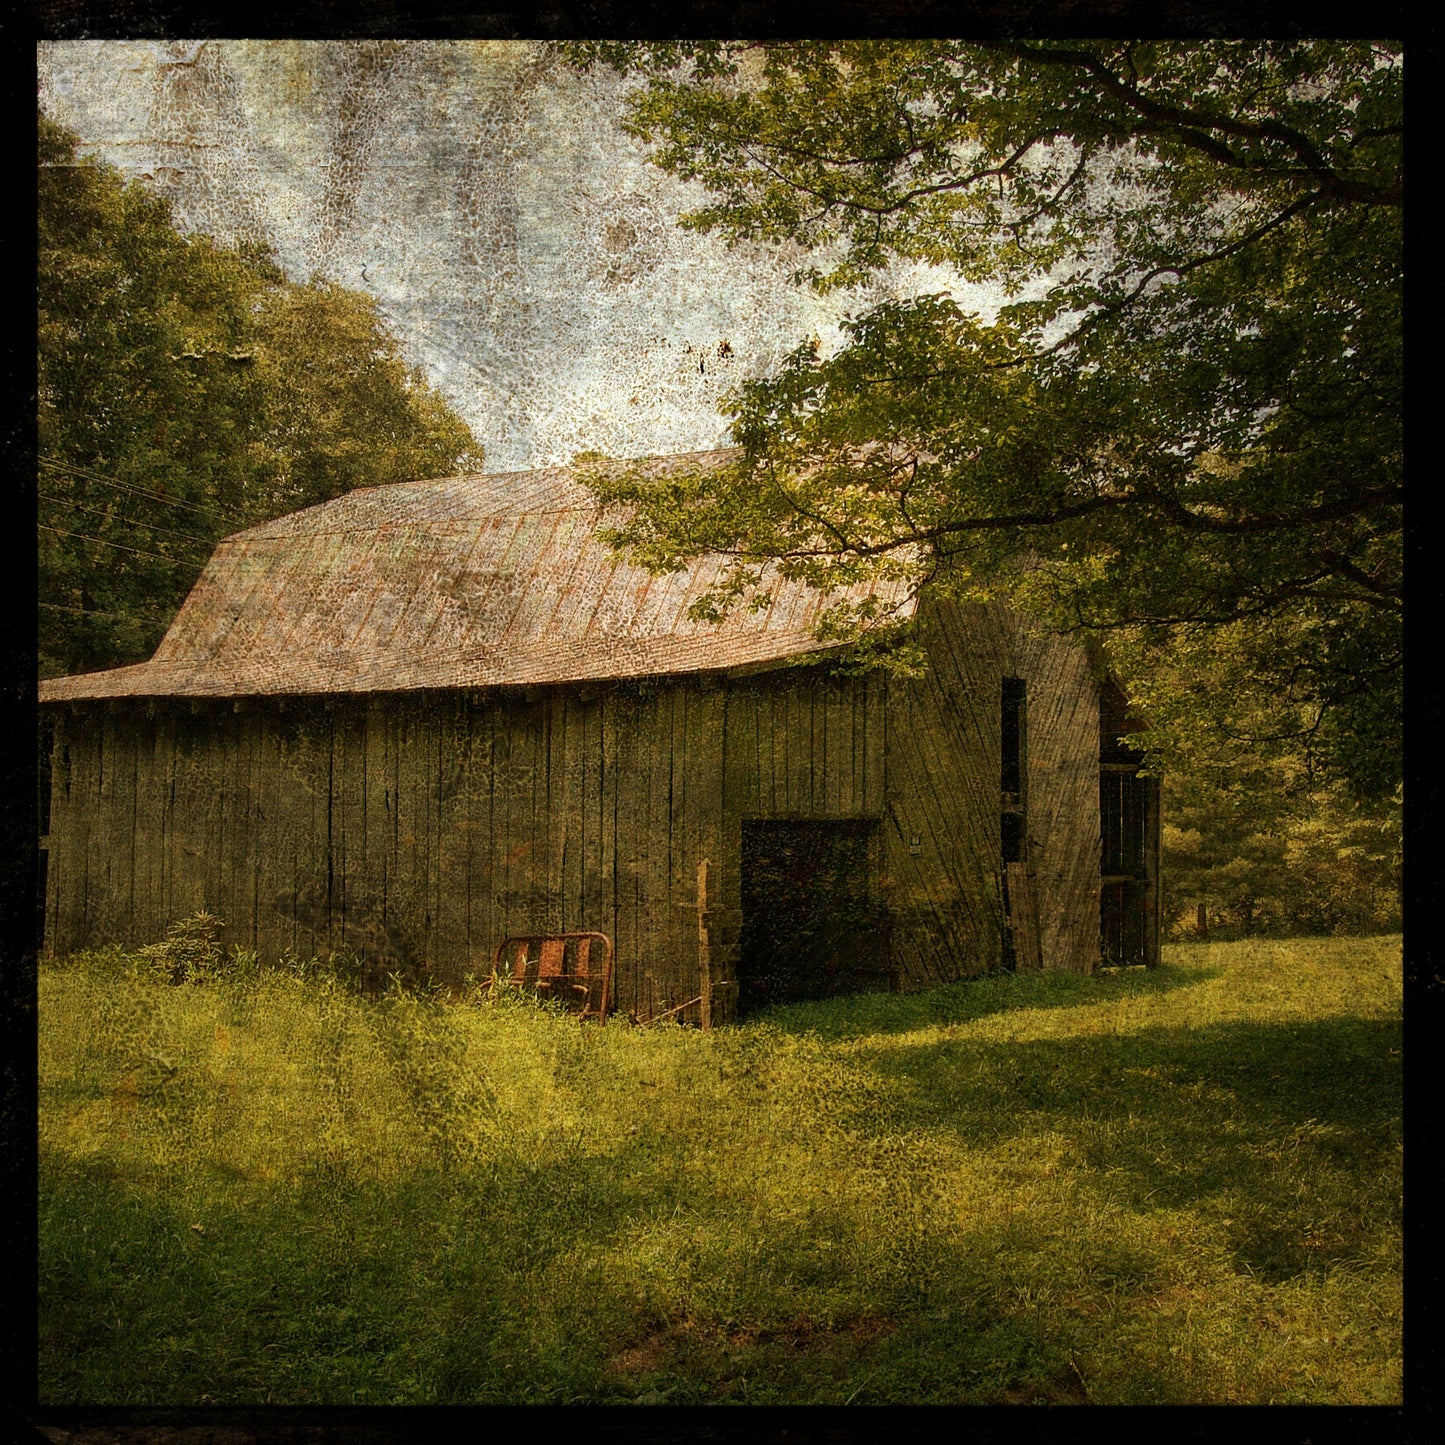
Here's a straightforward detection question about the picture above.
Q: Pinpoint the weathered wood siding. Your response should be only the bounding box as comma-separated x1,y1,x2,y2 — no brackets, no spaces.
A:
1015,619,1104,973
43,603,1106,1014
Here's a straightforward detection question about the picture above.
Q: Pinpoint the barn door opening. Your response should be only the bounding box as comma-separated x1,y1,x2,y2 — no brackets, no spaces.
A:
738,819,889,1013
1099,679,1161,966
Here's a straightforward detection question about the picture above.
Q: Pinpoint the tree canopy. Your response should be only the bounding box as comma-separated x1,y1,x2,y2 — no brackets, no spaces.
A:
39,111,485,679
560,42,1403,801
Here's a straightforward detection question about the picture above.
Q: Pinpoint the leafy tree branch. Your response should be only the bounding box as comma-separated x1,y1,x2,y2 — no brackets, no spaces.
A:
558,41,1401,799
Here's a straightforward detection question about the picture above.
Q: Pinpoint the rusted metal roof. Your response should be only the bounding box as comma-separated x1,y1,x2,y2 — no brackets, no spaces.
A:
40,450,917,702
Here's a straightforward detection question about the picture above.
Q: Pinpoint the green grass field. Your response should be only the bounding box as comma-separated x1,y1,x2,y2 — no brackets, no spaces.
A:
38,935,1402,1405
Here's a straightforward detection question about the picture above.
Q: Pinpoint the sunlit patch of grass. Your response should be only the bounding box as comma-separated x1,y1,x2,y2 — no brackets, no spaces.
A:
39,936,1401,1404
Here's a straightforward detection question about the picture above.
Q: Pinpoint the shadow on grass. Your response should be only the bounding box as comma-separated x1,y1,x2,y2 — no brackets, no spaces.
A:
35,1145,1104,1405
39,1141,685,1406
854,1011,1401,1283
38,969,1400,1405
752,960,1220,1041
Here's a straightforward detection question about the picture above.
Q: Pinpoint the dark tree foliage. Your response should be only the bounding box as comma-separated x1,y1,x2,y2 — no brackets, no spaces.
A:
560,42,1402,802
1161,769,1401,941
39,112,485,679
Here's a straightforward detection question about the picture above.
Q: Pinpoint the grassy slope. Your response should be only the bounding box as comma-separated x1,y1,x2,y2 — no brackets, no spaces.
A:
38,936,1402,1405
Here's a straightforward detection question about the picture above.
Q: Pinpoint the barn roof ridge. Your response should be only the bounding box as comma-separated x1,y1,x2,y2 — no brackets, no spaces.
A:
40,445,911,703
221,446,742,542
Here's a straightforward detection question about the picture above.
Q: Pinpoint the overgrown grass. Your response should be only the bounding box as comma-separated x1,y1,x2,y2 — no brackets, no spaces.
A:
38,936,1402,1405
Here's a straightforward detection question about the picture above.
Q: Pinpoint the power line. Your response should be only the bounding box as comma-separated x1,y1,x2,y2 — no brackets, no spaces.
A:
39,600,165,625
37,456,248,527
40,490,214,546
38,523,191,565
39,456,241,524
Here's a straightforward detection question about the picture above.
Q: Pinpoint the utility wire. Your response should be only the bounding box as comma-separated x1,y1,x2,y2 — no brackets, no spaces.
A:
39,523,190,565
38,456,249,527
40,490,214,546
40,600,165,625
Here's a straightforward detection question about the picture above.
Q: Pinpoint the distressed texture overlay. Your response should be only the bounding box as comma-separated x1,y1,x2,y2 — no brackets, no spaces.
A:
38,39,977,471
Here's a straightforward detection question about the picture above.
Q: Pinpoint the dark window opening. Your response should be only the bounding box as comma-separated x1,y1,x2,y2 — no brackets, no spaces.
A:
1001,677,1025,795
1000,868,1018,972
1000,677,1027,863
738,819,891,1014
1000,677,1033,970
1001,811,1024,864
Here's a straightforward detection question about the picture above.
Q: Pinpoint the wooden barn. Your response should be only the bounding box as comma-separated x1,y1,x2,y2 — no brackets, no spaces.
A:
37,450,1160,1023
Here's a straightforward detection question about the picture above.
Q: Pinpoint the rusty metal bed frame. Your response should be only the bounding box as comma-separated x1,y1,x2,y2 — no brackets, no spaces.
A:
490,931,614,1021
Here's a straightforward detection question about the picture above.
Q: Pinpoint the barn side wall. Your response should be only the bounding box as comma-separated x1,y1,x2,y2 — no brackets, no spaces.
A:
42,612,1105,1016
1014,620,1105,972
882,598,1102,980
43,677,890,1019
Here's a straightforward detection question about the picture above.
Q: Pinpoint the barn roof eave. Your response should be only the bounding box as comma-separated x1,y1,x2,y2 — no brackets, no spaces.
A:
34,637,865,705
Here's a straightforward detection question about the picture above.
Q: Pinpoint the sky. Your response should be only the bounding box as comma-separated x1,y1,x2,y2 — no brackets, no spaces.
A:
38,39,991,474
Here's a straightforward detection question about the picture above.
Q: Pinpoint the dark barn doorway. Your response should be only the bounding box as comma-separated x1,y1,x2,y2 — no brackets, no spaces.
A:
1100,769,1160,965
1099,680,1161,967
738,819,890,1013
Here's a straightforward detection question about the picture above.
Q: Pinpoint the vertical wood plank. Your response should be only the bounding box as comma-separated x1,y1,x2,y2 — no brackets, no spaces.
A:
223,707,251,955
1017,627,1101,972
302,705,330,962
209,708,230,951
263,708,291,959
785,679,802,816
330,700,351,961
303,705,327,960
559,690,582,934
477,696,500,967
458,698,484,970
81,711,101,947
766,680,781,819
668,684,692,1009
420,699,441,972
128,709,158,946
862,672,885,818
64,714,85,950
622,686,645,1017
540,690,563,936
599,688,620,995
806,676,820,816
827,676,850,817
167,708,201,929
361,698,390,968
412,700,435,974
432,696,469,984
392,700,418,970
491,694,515,949
42,713,64,953
692,683,728,1021
243,711,261,952
160,708,178,942
104,709,122,943
91,707,114,945
581,691,605,932
643,685,670,1019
